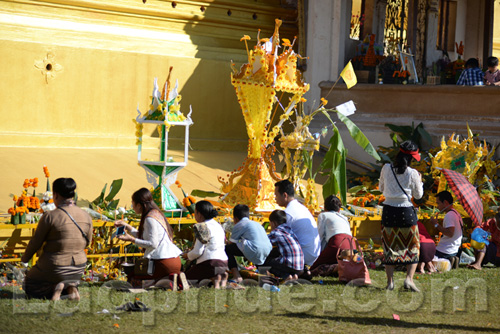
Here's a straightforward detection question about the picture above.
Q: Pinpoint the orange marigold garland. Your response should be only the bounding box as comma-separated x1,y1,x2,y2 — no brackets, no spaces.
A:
178,184,196,215
43,165,51,191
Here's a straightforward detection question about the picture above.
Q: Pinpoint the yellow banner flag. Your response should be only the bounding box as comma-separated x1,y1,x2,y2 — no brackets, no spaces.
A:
340,61,357,89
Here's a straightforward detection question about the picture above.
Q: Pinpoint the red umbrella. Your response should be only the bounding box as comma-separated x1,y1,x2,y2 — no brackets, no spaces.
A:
441,168,483,226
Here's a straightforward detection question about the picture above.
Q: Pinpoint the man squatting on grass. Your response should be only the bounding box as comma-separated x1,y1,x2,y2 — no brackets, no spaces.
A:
274,180,321,276
225,204,272,283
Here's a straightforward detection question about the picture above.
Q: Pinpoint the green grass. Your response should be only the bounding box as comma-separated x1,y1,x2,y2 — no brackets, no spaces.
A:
1,266,499,334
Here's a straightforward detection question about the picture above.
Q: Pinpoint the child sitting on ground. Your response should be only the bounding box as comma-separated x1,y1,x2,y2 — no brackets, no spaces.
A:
263,210,304,281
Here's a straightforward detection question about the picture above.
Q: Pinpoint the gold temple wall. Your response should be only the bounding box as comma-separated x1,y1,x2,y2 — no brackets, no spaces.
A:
0,0,298,150
494,0,500,58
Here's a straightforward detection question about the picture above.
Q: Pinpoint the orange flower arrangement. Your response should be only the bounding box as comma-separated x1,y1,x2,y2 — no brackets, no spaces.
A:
182,196,196,208
28,197,40,210
16,194,28,207
16,206,28,216
176,181,196,215
43,165,50,178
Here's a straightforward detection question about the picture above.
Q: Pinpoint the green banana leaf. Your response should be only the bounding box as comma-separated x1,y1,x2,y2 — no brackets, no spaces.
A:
191,189,222,198
348,185,367,194
336,112,381,161
107,199,120,211
385,123,413,137
105,179,123,202
320,126,347,205
416,124,433,146
92,184,107,206
377,151,392,164
318,108,380,205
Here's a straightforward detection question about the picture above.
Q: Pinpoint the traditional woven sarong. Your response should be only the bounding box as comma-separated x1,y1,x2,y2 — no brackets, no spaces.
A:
23,263,85,299
381,205,420,264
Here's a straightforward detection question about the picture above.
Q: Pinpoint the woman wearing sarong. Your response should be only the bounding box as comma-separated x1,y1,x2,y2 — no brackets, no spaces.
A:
115,188,182,288
183,200,228,289
379,141,423,292
310,195,352,273
21,178,93,300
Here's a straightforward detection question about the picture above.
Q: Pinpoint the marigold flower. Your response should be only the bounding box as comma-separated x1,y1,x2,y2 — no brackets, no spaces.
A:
43,165,50,178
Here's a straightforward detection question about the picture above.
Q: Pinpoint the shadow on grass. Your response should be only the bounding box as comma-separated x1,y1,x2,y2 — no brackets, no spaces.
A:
279,313,500,332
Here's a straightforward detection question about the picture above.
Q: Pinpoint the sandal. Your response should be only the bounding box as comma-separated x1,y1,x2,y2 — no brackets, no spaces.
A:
116,302,135,311
116,301,151,312
179,272,190,291
132,301,151,312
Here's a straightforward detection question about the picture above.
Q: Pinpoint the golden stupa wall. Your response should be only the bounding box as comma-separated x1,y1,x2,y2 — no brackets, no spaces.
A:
0,0,297,150
494,1,500,58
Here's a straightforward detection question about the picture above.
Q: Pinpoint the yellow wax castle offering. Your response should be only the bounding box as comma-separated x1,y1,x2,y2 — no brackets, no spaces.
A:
219,19,310,211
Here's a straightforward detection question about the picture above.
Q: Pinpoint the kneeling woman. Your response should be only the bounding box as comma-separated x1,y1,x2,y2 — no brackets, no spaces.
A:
22,178,93,300
310,195,353,273
183,201,228,289
116,188,182,287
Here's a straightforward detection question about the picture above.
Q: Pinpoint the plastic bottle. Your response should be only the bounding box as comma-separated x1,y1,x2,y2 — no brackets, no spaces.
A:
262,283,280,292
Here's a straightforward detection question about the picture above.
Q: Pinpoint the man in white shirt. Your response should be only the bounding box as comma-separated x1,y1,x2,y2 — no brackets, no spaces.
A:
274,180,321,267
431,191,463,268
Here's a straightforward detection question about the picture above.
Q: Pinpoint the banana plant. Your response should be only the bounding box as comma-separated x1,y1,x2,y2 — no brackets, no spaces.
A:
318,109,380,205
91,179,123,212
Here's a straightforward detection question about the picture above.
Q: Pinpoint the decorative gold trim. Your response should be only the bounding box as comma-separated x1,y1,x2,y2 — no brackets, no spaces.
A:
34,52,63,83
7,0,297,33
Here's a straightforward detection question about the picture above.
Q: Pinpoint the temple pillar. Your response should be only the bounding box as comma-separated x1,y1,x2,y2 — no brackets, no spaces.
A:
303,0,351,112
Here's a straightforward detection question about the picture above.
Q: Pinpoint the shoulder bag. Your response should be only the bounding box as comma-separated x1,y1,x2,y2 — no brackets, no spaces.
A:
391,165,418,219
336,236,371,286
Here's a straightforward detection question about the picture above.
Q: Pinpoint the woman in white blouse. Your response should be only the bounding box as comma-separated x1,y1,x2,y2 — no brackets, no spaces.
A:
115,188,182,286
379,140,424,292
182,200,228,289
310,195,352,272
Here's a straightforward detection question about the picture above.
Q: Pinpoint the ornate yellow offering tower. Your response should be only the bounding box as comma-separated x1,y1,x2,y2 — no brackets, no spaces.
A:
219,19,309,211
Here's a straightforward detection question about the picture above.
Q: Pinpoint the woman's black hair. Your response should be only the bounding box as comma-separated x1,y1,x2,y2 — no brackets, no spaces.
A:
324,195,342,212
269,210,287,226
195,200,218,220
52,178,77,199
393,140,418,174
132,187,174,241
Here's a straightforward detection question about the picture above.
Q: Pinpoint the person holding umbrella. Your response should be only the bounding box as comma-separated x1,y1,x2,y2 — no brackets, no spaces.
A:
431,191,463,269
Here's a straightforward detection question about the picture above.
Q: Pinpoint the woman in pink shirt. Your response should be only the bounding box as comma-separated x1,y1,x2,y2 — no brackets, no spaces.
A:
417,221,437,274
